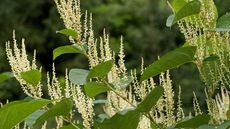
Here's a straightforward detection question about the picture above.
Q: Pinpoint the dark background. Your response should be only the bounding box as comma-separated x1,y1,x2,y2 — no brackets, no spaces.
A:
0,0,229,114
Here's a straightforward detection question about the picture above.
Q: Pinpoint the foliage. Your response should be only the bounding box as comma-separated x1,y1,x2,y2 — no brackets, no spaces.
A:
140,46,196,81
20,70,41,87
0,0,230,129
167,0,201,27
0,99,50,129
53,45,86,60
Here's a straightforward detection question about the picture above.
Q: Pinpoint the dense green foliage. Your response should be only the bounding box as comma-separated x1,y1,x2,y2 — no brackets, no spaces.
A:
1,0,230,129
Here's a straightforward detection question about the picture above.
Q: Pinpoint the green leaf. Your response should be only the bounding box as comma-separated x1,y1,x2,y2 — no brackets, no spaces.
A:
167,0,201,27
175,114,211,128
0,72,14,83
209,13,230,32
140,46,196,82
57,29,78,38
87,60,114,79
84,82,111,98
111,76,133,89
197,120,230,129
35,98,73,126
0,99,50,129
203,55,219,62
137,86,164,112
25,110,46,128
21,70,41,86
171,0,187,12
69,69,89,85
53,45,86,60
217,13,230,29
97,110,140,129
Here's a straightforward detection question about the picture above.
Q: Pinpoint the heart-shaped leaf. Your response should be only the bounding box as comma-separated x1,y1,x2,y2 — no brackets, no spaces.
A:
69,69,89,85
21,70,41,86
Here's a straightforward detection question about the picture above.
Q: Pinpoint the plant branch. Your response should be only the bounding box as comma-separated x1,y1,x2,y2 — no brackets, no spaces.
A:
102,80,164,129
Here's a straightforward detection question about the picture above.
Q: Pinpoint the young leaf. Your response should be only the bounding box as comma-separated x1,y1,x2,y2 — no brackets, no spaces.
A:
137,86,164,112
140,46,196,82
167,0,201,27
57,29,78,38
217,13,230,29
53,45,86,60
87,60,114,79
0,99,50,129
21,70,41,86
0,72,14,83
96,110,140,129
69,69,89,85
175,114,211,128
84,82,111,98
35,98,73,126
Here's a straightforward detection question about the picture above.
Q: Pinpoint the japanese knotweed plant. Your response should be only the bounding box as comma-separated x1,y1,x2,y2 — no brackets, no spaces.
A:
0,0,230,129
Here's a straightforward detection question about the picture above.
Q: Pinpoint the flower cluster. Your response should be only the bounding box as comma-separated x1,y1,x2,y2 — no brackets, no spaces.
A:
6,31,42,98
4,0,230,128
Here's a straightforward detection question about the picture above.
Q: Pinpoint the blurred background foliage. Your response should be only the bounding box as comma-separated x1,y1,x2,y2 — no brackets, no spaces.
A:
0,0,229,114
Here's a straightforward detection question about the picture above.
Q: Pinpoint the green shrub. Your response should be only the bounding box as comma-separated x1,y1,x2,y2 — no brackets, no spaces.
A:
0,0,230,129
